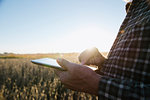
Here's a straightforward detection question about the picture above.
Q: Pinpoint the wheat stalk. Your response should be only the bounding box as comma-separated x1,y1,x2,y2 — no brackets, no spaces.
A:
147,0,150,5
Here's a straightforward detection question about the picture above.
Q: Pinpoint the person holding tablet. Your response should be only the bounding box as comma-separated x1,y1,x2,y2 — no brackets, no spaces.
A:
55,0,150,99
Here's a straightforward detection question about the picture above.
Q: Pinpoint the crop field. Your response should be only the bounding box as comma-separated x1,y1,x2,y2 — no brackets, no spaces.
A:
0,53,107,100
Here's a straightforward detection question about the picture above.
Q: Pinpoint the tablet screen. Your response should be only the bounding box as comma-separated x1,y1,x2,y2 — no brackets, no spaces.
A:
31,58,65,70
31,58,97,71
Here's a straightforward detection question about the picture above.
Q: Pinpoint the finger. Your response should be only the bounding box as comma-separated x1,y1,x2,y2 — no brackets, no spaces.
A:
81,60,90,65
57,58,72,70
53,69,62,76
81,61,85,65
78,54,81,62
78,50,88,62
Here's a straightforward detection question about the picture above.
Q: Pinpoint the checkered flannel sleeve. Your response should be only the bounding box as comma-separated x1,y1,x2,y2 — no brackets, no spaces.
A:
98,0,150,100
98,76,150,100
98,22,150,100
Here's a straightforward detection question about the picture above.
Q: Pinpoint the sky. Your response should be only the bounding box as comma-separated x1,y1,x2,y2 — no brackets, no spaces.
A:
0,0,127,54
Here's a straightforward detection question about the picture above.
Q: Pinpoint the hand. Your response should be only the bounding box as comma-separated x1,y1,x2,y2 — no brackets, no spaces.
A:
78,47,106,66
55,58,101,95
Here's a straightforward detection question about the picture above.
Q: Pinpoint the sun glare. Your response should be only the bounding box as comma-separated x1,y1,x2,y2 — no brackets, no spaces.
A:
123,0,132,2
50,25,115,53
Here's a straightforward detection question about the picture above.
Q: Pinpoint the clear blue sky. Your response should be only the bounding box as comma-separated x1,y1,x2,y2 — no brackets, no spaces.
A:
0,0,127,54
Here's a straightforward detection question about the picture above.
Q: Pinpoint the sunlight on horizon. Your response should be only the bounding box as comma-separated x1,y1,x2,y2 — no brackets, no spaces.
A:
0,24,117,54
0,25,116,54
14,25,115,54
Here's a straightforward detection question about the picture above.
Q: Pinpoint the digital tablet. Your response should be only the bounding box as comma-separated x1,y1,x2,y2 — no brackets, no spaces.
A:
31,58,97,71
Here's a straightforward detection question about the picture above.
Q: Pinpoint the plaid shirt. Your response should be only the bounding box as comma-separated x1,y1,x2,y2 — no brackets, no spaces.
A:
98,0,150,100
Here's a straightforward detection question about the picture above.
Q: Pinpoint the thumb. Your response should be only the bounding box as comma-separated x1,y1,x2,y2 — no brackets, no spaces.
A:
81,60,87,65
57,58,71,70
